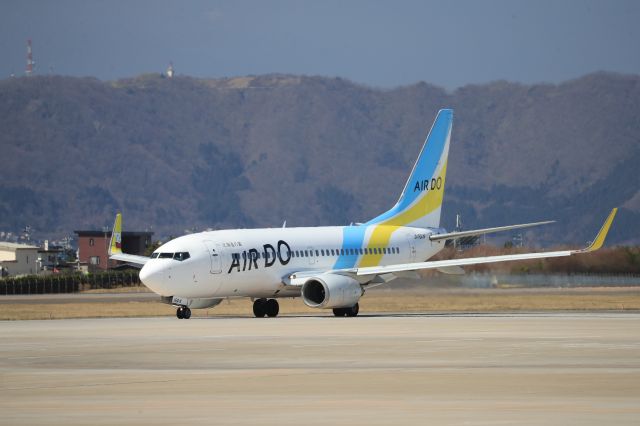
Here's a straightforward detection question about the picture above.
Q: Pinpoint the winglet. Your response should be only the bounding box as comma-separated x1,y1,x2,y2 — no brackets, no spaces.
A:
578,208,617,253
109,213,123,255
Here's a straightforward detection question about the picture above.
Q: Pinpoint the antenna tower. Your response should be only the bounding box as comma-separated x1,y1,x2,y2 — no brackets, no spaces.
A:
26,39,34,76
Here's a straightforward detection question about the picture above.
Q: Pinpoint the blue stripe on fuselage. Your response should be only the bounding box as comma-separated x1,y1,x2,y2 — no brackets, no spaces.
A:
332,225,368,269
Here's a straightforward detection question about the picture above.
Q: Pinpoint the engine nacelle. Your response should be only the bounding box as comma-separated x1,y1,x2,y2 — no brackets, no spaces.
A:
301,274,363,309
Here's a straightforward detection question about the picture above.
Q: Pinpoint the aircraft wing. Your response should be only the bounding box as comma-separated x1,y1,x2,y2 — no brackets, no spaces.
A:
109,253,150,268
107,213,151,268
354,209,617,277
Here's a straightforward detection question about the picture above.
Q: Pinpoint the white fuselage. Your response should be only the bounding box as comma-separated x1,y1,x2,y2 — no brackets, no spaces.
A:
139,225,446,300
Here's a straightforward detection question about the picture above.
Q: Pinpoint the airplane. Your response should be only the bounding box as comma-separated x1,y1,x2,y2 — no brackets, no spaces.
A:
109,109,617,319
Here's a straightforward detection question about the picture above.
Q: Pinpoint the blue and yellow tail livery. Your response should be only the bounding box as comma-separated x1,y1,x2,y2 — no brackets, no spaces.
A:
333,109,453,269
367,108,452,229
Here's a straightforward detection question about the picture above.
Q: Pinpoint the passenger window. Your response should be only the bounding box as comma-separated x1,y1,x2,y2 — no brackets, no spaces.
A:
315,250,319,256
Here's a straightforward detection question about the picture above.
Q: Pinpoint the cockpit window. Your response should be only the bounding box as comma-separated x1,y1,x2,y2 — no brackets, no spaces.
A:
151,253,159,259
174,252,190,261
158,253,173,259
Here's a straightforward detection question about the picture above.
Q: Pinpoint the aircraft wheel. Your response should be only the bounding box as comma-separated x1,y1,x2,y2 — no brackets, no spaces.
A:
176,307,184,319
346,303,359,317
183,307,192,319
332,308,346,317
253,298,267,318
265,299,279,317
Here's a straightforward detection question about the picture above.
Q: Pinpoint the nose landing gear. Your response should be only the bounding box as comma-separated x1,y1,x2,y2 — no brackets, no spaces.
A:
253,298,280,318
176,306,191,319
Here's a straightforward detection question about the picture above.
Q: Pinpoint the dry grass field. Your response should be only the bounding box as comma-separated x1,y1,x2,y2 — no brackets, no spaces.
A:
1,287,639,320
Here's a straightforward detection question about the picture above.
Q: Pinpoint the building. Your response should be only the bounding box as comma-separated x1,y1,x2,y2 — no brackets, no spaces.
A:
37,241,66,273
0,242,39,277
74,230,154,271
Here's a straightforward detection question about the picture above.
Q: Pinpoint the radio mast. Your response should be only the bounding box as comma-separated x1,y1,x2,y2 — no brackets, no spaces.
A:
26,39,35,76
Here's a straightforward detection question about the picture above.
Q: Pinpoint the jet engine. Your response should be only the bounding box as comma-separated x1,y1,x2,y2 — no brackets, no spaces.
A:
301,274,363,309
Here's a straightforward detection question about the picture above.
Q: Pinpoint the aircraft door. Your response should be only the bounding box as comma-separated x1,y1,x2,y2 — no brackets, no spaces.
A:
203,241,222,274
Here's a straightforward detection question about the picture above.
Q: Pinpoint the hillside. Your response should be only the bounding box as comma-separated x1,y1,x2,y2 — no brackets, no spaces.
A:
0,72,639,245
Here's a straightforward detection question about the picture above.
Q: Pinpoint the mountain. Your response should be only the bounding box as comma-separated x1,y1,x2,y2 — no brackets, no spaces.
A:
1,72,639,245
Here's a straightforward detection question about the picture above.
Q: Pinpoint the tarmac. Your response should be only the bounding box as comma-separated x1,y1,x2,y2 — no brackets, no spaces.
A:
1,313,639,425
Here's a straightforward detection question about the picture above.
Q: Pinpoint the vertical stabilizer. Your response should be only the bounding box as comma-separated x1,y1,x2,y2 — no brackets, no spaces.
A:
366,109,453,229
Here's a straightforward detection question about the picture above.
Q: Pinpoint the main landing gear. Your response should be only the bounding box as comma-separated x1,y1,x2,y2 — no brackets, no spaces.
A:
176,306,191,319
253,298,280,318
333,303,359,317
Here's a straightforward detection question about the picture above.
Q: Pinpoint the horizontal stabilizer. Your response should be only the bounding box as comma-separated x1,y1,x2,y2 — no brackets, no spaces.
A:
429,220,555,242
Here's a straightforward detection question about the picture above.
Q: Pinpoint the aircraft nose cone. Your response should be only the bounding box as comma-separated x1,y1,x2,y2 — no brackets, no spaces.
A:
139,263,170,296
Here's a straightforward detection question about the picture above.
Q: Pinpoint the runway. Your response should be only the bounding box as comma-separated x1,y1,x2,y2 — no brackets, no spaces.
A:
1,314,639,425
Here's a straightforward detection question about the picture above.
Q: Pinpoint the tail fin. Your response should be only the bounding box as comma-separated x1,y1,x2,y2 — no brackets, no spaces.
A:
366,108,453,229
109,213,123,255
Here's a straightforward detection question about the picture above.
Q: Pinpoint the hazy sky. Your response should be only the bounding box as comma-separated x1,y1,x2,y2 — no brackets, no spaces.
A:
1,0,639,89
